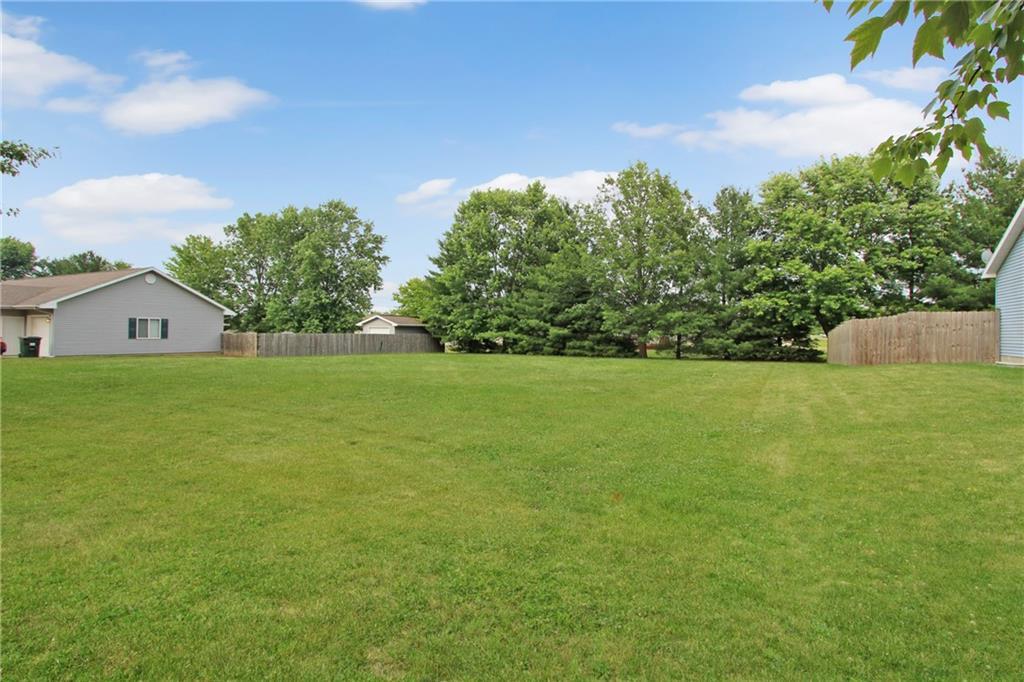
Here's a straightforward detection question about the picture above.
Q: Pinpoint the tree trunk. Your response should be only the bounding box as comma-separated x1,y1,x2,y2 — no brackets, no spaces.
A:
675,334,682,359
637,340,648,358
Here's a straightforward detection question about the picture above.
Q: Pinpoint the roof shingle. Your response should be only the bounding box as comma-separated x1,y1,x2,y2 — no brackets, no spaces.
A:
1,269,147,308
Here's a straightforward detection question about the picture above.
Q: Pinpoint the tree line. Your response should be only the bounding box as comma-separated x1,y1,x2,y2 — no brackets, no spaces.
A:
395,151,1021,359
4,148,1018,362
0,241,132,279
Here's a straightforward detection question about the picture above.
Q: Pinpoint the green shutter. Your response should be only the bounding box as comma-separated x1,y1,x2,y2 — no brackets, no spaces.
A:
160,318,169,339
128,317,137,339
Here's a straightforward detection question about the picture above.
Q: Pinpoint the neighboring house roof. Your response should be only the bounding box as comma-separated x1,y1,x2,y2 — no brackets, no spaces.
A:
357,314,426,327
0,267,235,314
982,200,1024,279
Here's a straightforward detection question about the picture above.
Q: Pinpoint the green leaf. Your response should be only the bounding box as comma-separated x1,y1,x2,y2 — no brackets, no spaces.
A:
845,0,870,18
913,16,946,64
955,89,980,116
882,0,910,27
969,22,994,48
986,100,1010,119
940,1,971,43
894,162,916,186
963,117,986,142
869,154,892,179
932,147,953,177
847,16,887,68
917,1,944,20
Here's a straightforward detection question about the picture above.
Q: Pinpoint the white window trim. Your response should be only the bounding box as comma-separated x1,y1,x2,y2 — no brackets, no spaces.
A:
135,316,163,340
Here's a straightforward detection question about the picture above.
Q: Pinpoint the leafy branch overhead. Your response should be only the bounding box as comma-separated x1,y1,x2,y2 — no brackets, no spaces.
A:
1,140,56,216
824,0,1023,182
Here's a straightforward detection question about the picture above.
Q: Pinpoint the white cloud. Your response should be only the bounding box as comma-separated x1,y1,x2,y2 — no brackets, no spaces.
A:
860,66,947,92
674,73,926,157
28,173,233,244
103,76,272,134
136,49,192,76
2,11,44,39
467,170,612,204
44,96,103,113
396,178,456,204
1,15,270,135
396,170,613,219
739,73,872,106
1,27,122,105
611,121,683,139
355,0,427,10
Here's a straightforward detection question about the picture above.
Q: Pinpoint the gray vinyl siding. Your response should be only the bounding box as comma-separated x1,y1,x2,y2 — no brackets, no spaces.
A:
995,231,1024,359
51,273,226,356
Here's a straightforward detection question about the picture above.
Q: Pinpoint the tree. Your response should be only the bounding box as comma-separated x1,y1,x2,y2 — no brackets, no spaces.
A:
1,140,55,216
592,162,698,357
36,251,132,277
165,235,233,304
428,182,573,351
688,188,784,360
170,200,387,332
508,203,633,356
748,159,879,339
825,0,1023,182
867,172,958,313
265,201,387,332
0,236,37,279
391,277,436,319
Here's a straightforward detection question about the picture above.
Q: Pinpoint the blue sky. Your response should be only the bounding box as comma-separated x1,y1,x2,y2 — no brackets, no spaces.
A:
4,1,1022,309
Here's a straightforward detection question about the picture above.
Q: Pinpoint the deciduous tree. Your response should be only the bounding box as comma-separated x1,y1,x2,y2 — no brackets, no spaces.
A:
592,162,698,357
0,236,37,279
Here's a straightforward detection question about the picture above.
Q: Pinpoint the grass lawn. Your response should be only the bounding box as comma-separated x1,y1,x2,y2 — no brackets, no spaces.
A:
2,354,1022,679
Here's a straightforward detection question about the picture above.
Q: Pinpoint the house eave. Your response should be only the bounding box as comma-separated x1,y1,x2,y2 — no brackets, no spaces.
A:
982,199,1024,279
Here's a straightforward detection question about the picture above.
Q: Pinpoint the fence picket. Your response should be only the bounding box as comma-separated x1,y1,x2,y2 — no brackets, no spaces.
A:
222,331,443,357
827,311,998,365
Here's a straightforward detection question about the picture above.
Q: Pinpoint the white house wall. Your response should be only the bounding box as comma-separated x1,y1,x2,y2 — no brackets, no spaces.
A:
360,320,395,334
51,273,226,356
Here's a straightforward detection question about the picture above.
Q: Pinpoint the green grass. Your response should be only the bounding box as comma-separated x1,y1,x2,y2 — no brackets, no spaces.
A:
2,354,1022,679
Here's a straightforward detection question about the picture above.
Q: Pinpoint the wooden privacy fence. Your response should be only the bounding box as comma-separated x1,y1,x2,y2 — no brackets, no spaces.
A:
221,331,258,357
827,311,998,365
222,331,443,357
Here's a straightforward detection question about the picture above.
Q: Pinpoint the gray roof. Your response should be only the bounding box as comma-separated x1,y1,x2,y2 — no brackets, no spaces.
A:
1,268,148,308
0,267,235,314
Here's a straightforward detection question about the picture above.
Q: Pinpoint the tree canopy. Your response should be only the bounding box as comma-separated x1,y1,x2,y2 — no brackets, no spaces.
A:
36,251,132,277
413,151,1020,360
167,200,388,332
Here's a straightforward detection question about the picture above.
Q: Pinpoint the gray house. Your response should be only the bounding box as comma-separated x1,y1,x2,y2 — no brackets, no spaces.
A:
356,314,432,335
0,267,233,357
982,200,1024,366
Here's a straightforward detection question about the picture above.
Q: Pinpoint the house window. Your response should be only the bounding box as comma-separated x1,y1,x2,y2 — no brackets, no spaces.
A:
130,317,168,340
